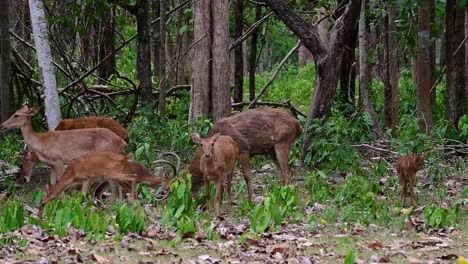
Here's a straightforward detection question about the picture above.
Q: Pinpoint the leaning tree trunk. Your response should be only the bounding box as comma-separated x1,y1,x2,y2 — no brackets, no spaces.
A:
211,0,230,120
263,0,361,161
0,0,11,122
416,0,434,133
383,1,399,132
358,0,381,137
233,0,244,103
136,0,153,104
189,0,211,123
28,0,61,130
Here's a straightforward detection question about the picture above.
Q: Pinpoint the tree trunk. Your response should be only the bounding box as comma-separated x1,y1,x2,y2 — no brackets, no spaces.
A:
152,0,160,90
159,0,167,117
0,0,11,122
136,0,153,104
465,8,468,112
429,0,436,105
97,6,116,82
28,0,61,130
383,1,398,132
263,0,362,162
189,0,211,123
339,27,357,105
358,0,381,137
248,5,262,102
454,6,465,125
416,0,434,133
211,0,230,120
233,0,244,103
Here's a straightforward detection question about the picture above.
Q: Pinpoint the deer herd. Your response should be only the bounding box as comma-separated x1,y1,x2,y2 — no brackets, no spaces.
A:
0,105,425,217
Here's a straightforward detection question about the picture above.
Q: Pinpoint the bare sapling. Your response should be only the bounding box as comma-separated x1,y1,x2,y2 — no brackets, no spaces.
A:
40,152,176,208
18,116,129,183
190,108,301,202
191,132,239,217
0,106,127,184
396,153,425,206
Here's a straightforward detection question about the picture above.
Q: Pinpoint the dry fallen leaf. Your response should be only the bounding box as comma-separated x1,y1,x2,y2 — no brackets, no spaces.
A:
90,253,110,263
367,241,384,250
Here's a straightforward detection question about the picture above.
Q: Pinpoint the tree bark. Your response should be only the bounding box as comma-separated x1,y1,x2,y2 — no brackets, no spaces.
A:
28,0,61,130
211,0,230,120
416,0,434,133
339,26,357,105
465,8,468,113
136,0,153,104
358,0,381,137
453,6,465,126
159,0,167,117
0,0,11,122
263,0,362,161
383,1,399,132
233,0,244,103
429,0,436,105
152,0,160,91
189,0,211,123
97,6,116,82
248,5,262,102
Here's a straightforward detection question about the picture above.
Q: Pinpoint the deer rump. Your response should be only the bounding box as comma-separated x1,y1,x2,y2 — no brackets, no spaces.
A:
190,108,301,195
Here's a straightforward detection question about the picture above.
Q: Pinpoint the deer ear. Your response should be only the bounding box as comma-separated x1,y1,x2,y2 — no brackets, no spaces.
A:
191,132,201,143
28,106,41,116
212,133,221,141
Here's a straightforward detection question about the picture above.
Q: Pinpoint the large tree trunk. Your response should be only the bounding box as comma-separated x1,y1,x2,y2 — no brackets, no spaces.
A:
445,0,465,128
248,5,262,102
28,0,61,130
233,0,244,103
263,0,361,161
158,0,167,117
211,0,230,120
417,0,434,133
189,0,211,123
0,0,11,122
97,6,116,82
358,0,380,136
383,1,399,132
136,0,153,104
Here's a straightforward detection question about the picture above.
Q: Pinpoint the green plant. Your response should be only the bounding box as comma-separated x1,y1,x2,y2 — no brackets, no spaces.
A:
424,204,462,228
306,170,333,203
344,251,356,264
115,202,146,234
0,201,24,233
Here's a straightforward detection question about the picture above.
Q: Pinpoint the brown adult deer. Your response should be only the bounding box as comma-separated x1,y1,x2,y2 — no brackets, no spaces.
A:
19,116,129,183
0,106,127,184
40,152,176,208
396,153,425,206
190,108,301,202
191,132,238,217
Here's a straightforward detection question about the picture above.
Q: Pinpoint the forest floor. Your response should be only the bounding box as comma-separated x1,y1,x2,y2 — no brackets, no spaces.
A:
0,160,467,264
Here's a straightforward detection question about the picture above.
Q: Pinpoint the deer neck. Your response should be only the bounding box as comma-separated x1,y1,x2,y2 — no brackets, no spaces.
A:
20,118,40,147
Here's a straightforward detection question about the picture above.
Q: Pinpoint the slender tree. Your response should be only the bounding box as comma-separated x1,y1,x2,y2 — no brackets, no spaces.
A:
0,0,11,122
233,0,244,103
28,0,61,130
159,0,167,117
417,0,434,132
248,5,262,102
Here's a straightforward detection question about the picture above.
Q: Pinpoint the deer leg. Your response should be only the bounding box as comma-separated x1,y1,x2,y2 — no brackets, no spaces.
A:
238,152,254,203
226,170,233,209
81,180,90,197
400,177,407,206
51,160,64,185
214,175,224,217
274,143,293,185
409,174,416,205
203,174,210,210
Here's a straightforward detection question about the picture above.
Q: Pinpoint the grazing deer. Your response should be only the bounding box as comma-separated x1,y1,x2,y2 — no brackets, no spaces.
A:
191,132,238,217
190,108,301,202
396,153,425,206
40,152,175,208
18,116,129,183
0,106,127,184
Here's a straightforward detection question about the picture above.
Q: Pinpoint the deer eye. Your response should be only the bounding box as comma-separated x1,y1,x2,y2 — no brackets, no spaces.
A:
200,144,203,147
211,143,214,146
13,114,19,118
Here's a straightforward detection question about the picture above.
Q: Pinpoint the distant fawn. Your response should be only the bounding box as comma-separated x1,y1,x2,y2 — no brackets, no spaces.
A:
396,153,425,206
191,132,238,217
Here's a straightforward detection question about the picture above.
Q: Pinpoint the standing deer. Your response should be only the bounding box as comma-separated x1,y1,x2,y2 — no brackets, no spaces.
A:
191,132,238,217
40,152,175,208
19,116,129,183
190,108,301,202
396,153,425,206
0,106,127,184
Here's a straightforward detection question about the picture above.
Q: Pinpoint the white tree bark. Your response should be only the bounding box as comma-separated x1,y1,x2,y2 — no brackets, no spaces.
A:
28,0,61,130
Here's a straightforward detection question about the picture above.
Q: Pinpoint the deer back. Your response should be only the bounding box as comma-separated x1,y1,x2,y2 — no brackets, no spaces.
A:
55,117,129,143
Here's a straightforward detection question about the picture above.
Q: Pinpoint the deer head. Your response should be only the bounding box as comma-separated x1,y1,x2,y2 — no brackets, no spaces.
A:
0,106,41,131
191,132,221,159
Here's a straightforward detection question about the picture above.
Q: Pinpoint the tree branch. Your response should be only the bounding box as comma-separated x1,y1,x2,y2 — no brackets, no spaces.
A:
116,1,136,15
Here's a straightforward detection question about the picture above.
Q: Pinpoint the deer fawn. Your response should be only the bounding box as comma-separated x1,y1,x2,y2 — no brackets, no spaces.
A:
19,116,129,183
0,106,127,184
191,132,239,217
396,153,425,206
40,152,176,208
190,108,301,202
